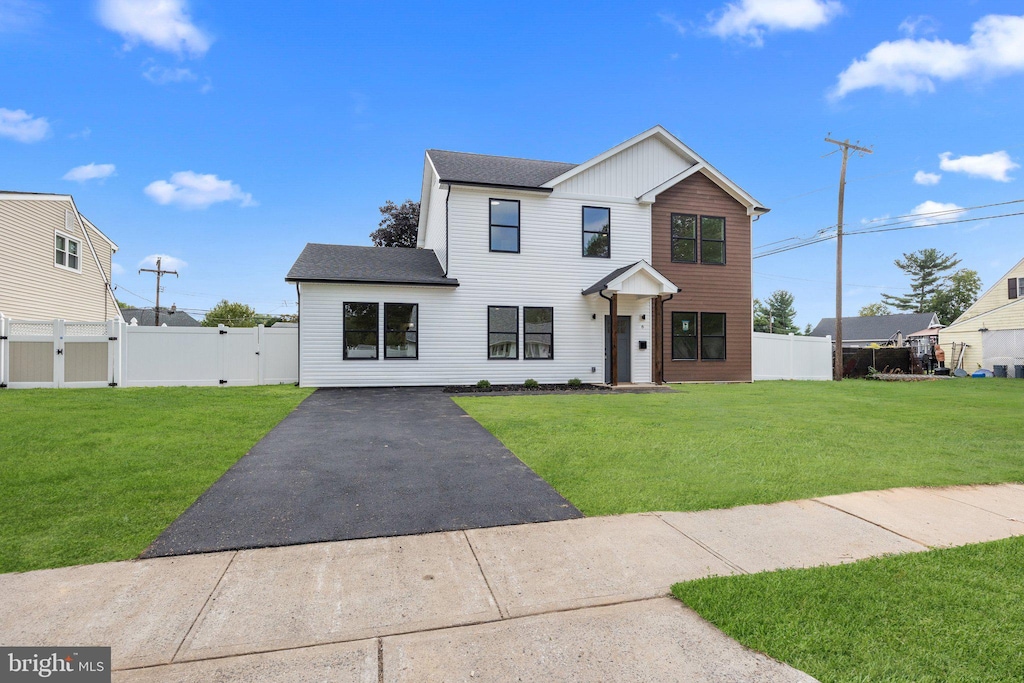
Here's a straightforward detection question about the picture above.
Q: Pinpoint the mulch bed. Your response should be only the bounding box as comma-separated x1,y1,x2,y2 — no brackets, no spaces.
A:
443,383,612,394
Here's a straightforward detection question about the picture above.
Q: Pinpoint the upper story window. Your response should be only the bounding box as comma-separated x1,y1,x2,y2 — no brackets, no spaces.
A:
670,214,697,263
489,199,520,253
344,302,379,360
1009,278,1024,299
55,233,80,271
524,307,553,359
582,207,610,258
700,216,726,265
384,303,418,359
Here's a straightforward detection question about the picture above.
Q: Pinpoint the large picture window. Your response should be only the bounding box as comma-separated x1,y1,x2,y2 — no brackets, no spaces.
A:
582,206,610,258
670,214,697,263
55,233,80,271
701,312,727,360
700,216,726,265
671,312,697,360
344,302,378,360
488,306,518,359
524,307,553,359
490,199,520,253
384,303,418,359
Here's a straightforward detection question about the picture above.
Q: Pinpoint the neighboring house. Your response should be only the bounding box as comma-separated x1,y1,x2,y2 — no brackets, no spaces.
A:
0,191,121,321
122,305,201,327
286,126,768,387
939,258,1024,372
809,313,940,348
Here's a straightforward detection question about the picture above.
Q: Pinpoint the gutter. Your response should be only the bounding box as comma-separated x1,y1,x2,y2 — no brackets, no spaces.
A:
285,278,459,287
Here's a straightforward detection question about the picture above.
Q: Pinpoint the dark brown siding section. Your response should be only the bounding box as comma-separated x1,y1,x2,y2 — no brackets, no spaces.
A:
652,171,752,382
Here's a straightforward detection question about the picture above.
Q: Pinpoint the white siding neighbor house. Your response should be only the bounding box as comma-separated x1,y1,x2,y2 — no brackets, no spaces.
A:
0,192,121,321
287,126,768,387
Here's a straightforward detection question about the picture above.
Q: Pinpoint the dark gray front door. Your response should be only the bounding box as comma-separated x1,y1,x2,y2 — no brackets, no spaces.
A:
604,315,631,383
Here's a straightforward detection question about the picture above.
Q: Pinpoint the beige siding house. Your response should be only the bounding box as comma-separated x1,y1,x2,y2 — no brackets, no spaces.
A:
0,192,121,321
939,257,1024,371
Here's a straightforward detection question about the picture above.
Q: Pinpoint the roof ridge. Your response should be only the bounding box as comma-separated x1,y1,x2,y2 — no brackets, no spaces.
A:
427,149,576,166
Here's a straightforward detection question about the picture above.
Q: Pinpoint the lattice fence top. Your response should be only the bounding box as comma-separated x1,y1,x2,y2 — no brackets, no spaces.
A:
982,329,1024,366
9,321,54,336
65,322,107,337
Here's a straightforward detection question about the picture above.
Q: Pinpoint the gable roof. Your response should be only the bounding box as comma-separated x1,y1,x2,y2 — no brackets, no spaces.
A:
945,255,1024,327
122,307,201,327
810,312,939,341
0,191,119,250
425,149,577,191
581,260,680,296
286,244,459,286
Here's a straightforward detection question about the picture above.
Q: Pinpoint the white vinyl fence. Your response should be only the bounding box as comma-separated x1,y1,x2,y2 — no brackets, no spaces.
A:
0,315,297,389
752,332,832,381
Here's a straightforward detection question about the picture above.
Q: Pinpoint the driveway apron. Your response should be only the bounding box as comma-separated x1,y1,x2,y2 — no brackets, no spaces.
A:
142,388,581,557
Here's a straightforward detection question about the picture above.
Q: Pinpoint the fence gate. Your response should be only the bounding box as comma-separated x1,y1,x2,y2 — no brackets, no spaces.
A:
0,317,121,389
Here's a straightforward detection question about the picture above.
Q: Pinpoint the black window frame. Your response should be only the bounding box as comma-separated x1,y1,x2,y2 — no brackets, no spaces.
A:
523,306,554,360
670,213,698,264
489,198,521,254
383,303,418,360
343,302,379,361
700,216,727,265
700,312,727,361
671,311,698,361
581,206,611,259
487,305,519,360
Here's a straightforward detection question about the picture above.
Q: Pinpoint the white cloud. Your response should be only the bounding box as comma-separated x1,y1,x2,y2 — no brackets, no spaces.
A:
144,171,256,209
63,163,117,182
913,170,941,186
97,0,211,57
0,0,46,33
138,254,187,271
939,150,1018,182
833,14,1024,98
898,15,938,38
0,107,49,143
657,12,687,36
142,64,197,84
708,0,843,46
110,261,125,275
909,200,966,226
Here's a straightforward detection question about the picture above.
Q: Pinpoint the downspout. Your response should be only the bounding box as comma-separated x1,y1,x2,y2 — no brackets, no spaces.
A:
295,282,301,387
444,184,451,276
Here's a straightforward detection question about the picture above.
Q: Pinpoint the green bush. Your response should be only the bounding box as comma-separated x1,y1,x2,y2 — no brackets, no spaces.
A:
524,378,540,389
567,378,583,388
476,379,491,389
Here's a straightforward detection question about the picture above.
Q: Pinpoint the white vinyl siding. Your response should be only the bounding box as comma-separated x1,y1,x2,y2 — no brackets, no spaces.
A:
420,169,449,273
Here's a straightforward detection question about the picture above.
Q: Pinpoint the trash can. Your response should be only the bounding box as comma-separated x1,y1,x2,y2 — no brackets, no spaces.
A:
1016,365,1024,379
994,365,1008,378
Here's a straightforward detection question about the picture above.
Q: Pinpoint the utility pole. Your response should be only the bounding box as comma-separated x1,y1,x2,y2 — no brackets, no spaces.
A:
138,257,179,326
824,136,872,381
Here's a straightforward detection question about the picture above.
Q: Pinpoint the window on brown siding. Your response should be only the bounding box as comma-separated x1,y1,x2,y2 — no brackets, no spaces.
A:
700,217,726,264
670,214,697,263
671,312,697,360
701,312,726,360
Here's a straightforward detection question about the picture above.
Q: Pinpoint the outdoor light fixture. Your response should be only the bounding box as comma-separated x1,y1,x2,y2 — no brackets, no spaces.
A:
592,313,597,319
640,314,646,320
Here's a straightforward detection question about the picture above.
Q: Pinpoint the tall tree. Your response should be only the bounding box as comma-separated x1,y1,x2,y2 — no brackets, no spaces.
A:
752,299,771,333
928,268,981,324
370,199,420,248
881,248,961,312
858,302,891,317
202,300,258,327
764,290,800,334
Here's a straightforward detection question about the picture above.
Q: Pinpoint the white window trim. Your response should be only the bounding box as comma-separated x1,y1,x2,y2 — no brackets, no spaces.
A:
54,230,82,274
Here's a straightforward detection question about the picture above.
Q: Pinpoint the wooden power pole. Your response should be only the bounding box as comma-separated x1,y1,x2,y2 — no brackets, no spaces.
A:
138,257,179,326
824,136,872,381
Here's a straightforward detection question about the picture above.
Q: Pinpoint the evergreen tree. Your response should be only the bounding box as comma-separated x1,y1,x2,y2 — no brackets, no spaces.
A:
752,299,771,333
881,248,961,312
764,290,800,334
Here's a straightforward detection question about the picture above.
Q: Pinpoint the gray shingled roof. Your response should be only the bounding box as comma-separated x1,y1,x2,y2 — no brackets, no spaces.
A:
286,244,459,286
427,149,577,189
810,312,939,341
581,262,643,296
122,307,201,327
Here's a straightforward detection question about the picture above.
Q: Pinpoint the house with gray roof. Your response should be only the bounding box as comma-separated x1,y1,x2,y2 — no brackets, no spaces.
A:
287,126,767,387
809,312,941,348
122,305,201,327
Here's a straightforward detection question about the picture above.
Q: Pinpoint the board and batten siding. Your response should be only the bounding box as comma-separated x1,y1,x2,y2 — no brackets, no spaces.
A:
651,171,753,382
553,135,694,199
0,198,119,321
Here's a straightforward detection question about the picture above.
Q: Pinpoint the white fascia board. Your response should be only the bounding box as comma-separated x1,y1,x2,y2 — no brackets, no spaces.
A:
67,196,123,319
0,192,72,201
637,164,705,204
79,214,119,251
606,260,680,295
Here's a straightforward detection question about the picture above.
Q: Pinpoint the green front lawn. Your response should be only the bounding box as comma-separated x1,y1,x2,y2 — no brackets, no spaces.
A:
455,380,1024,516
672,537,1024,682
0,385,312,573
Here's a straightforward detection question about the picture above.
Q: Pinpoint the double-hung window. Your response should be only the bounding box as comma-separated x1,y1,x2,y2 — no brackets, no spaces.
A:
524,307,553,359
55,234,80,271
582,207,610,258
488,306,518,359
489,199,520,253
671,312,697,360
344,302,379,360
700,313,727,360
700,217,726,264
670,214,697,263
384,303,418,359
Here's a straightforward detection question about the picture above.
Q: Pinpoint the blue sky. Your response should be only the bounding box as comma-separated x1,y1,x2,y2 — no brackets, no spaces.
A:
2,0,1023,327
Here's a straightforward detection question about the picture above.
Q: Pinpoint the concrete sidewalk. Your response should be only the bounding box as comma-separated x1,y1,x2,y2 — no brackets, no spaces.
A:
2,483,1023,681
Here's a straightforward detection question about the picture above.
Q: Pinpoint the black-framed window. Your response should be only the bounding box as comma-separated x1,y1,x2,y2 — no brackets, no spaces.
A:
488,306,518,359
490,199,520,253
671,312,697,360
670,214,697,263
524,307,553,360
582,206,610,258
344,302,378,360
701,312,727,360
384,303,418,359
700,216,726,264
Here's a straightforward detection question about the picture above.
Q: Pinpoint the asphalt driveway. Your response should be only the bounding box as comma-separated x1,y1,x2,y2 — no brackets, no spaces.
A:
142,387,581,557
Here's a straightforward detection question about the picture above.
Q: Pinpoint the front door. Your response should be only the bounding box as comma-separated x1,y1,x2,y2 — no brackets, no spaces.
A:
604,315,631,383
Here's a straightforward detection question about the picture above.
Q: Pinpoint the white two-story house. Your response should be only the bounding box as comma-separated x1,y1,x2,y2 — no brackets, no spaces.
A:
287,126,767,387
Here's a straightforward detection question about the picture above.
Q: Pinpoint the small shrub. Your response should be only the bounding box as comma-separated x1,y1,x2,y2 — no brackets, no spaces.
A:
476,379,491,389
567,377,583,388
523,378,540,389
